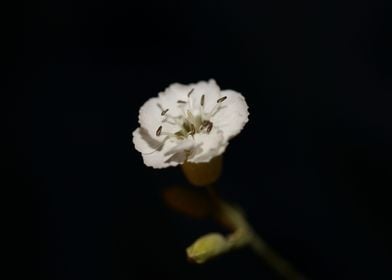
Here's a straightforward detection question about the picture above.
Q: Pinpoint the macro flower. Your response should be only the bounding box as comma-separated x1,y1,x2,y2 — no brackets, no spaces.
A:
132,79,249,169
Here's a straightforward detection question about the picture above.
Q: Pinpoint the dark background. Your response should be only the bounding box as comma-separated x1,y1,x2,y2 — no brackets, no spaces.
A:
11,0,392,279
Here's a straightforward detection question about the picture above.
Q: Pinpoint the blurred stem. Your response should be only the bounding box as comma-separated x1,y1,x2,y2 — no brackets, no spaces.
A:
249,232,307,280
207,185,307,280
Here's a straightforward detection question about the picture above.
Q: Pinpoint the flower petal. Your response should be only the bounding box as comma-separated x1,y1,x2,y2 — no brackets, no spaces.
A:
132,128,183,168
158,79,221,118
158,83,191,118
189,79,221,114
210,90,249,142
138,97,179,140
188,129,227,163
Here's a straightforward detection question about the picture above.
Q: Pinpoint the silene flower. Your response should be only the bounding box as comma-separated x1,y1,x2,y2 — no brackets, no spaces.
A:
131,81,305,279
132,79,249,169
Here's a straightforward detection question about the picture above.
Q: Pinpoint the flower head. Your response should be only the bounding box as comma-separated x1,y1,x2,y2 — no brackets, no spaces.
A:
132,79,249,169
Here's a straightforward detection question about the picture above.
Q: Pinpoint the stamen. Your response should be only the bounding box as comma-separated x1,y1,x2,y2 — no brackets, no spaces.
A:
207,122,213,133
156,126,162,136
162,118,177,125
175,131,185,140
177,100,187,104
187,110,195,122
200,94,205,106
189,124,196,136
161,109,169,116
217,96,227,103
187,88,194,97
201,120,210,127
200,120,213,133
157,103,164,111
207,96,226,117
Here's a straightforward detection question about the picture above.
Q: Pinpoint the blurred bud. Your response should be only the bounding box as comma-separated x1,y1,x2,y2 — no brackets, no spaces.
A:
162,186,213,219
186,233,228,264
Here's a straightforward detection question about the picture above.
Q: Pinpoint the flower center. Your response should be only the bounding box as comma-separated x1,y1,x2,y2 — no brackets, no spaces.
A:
156,89,227,140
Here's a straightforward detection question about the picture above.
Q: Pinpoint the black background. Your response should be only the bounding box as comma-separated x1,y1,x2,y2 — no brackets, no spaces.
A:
12,0,392,279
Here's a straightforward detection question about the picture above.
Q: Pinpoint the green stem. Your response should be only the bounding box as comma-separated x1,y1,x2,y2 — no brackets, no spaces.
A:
206,187,307,280
250,233,307,280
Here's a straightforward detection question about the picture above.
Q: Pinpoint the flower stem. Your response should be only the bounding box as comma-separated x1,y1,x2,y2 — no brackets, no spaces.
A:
249,232,307,280
207,188,307,280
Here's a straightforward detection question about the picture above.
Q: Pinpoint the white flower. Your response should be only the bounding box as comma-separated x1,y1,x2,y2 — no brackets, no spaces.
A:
132,79,249,169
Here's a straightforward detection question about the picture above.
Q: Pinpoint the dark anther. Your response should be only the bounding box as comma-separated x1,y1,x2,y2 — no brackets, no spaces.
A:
156,126,162,136
189,124,196,136
201,120,209,127
207,122,213,133
217,96,227,103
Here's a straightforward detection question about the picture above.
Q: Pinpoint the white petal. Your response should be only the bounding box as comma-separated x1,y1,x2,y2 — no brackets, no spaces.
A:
164,138,194,155
138,97,178,140
188,129,227,163
158,79,221,118
132,127,162,154
162,139,195,165
189,79,221,114
210,90,249,142
158,83,191,117
132,128,183,169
